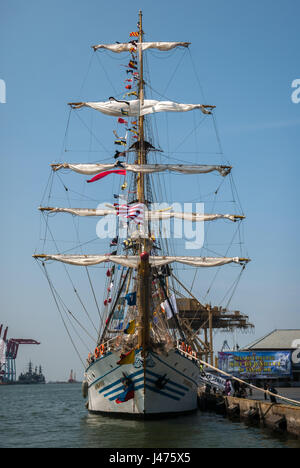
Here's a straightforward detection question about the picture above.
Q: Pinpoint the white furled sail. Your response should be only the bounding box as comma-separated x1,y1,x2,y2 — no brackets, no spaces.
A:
39,207,116,217
148,212,243,222
39,206,244,223
33,254,249,269
51,163,231,177
68,99,215,116
92,42,190,52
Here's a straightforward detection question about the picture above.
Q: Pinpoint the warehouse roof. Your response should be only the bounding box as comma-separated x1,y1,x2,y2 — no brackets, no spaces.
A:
244,329,300,350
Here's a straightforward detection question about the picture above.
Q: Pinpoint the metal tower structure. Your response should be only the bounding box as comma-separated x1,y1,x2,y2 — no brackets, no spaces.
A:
0,324,40,383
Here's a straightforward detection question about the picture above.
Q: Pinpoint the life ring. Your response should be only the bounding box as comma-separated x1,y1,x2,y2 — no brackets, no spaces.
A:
180,342,186,352
187,346,192,355
99,344,105,356
94,347,100,359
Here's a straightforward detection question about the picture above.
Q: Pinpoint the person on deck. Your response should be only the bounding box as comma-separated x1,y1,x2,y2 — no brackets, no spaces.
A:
224,379,232,396
264,382,269,401
268,384,278,404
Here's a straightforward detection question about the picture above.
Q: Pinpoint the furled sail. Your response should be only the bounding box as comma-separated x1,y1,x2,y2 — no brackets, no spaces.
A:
39,206,244,223
33,254,250,269
51,163,232,177
92,42,190,53
39,207,116,217
68,99,215,116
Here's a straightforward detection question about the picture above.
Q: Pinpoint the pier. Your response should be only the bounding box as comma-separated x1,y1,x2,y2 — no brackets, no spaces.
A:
198,388,300,438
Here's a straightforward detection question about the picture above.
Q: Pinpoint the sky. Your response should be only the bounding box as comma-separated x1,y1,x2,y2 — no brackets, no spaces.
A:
0,0,299,382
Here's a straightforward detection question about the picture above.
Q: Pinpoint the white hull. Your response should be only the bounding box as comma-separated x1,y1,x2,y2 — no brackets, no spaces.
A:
85,348,199,417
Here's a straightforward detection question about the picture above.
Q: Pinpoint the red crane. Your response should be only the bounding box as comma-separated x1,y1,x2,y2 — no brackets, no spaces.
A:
0,324,41,383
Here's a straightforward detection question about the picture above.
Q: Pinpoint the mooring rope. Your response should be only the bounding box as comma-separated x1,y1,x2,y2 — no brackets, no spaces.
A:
178,347,300,407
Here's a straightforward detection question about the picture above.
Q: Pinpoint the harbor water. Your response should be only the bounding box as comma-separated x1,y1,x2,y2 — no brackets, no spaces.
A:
0,383,299,448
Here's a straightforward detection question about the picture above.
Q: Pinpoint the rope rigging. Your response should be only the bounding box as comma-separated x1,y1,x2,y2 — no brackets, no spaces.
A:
35,33,251,366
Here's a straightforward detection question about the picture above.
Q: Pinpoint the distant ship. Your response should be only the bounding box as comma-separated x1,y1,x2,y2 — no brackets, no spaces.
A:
68,369,77,384
18,361,46,385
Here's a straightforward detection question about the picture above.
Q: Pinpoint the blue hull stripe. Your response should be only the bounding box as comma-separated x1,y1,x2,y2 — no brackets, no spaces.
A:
89,365,121,389
108,383,145,401
108,383,181,402
104,376,144,398
145,384,181,401
145,376,186,397
107,378,185,402
150,352,198,387
87,347,143,389
146,369,189,392
99,367,188,398
105,376,186,399
99,369,144,394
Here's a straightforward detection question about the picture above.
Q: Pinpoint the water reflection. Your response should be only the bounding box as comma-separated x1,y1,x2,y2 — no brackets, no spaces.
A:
80,411,300,449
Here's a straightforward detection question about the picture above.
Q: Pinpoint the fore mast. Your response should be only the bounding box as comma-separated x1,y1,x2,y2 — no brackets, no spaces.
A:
136,11,151,356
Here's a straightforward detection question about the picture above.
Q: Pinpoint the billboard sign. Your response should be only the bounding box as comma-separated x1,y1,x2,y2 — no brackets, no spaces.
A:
218,351,292,379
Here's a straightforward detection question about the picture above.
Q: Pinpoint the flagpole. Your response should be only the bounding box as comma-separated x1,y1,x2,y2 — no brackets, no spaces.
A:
137,10,145,205
137,10,151,355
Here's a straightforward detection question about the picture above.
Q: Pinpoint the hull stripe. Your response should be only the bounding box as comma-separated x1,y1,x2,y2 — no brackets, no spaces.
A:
145,376,186,396
108,383,145,401
104,376,186,399
106,378,186,402
99,368,188,397
108,383,182,402
146,369,189,392
150,352,198,387
88,365,121,389
145,384,181,401
99,369,144,394
104,376,144,397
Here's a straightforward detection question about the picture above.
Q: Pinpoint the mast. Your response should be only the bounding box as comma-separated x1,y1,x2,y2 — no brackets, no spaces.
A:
137,11,151,354
137,10,145,205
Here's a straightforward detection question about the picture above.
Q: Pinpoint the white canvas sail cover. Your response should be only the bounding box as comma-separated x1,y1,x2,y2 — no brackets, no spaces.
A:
52,163,231,177
39,206,242,223
39,207,117,217
33,254,248,269
161,294,179,320
92,42,190,52
69,99,215,116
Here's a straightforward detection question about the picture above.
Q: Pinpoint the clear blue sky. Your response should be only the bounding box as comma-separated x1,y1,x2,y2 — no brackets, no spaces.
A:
1,0,299,381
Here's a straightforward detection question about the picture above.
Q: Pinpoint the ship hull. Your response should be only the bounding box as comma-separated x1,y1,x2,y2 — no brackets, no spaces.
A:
85,348,199,418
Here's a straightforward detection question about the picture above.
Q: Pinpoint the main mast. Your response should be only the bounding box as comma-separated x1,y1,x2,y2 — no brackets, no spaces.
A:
137,10,145,205
137,11,151,354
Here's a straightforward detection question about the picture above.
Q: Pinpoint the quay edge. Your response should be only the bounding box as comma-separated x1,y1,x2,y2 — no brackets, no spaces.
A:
198,391,300,439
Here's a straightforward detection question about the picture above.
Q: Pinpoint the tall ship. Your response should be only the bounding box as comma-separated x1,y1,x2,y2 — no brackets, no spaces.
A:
34,12,250,417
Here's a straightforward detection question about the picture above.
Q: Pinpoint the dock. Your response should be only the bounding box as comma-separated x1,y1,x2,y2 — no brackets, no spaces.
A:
198,388,300,438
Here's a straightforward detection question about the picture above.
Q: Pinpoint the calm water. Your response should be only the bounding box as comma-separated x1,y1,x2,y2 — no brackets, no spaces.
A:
0,383,299,448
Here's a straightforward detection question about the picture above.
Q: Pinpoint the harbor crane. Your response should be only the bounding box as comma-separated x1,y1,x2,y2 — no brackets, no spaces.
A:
0,324,40,383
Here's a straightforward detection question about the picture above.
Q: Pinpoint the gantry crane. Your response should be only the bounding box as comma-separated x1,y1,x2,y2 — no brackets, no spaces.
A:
0,324,40,383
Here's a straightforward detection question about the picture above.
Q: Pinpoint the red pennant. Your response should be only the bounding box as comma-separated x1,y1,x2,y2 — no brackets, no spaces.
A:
118,118,128,125
87,170,126,183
